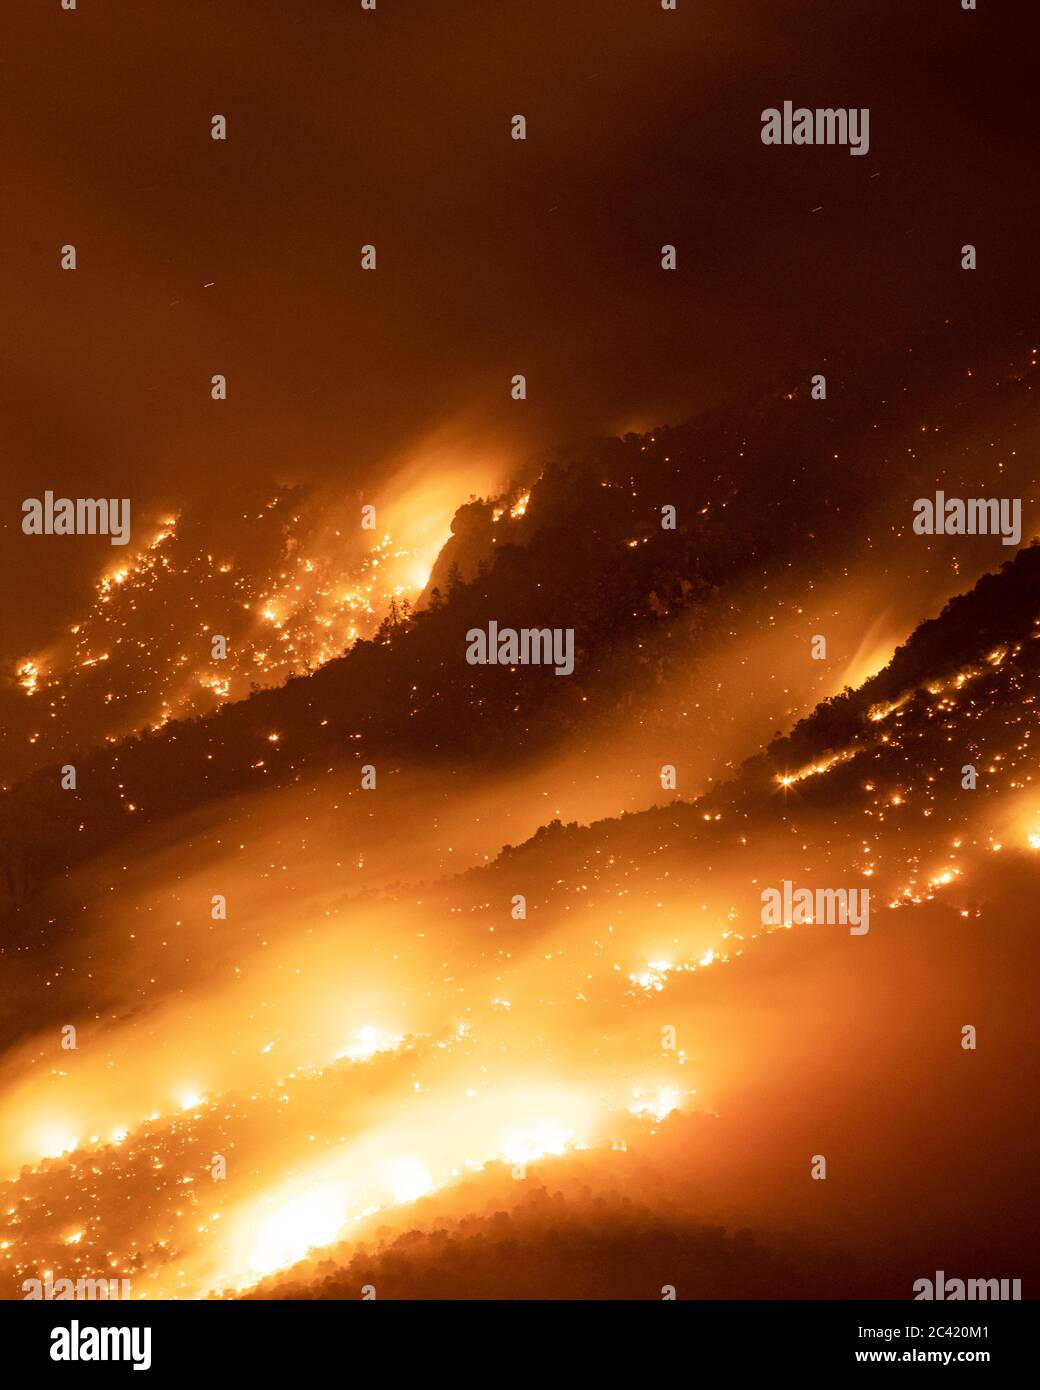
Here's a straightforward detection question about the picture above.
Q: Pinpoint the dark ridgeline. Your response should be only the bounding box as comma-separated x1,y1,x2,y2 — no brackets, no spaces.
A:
0,322,1036,918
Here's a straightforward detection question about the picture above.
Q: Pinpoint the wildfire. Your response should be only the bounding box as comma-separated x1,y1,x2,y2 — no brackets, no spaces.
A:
776,747,858,787
627,1087,683,1123
5,490,458,755
16,660,39,695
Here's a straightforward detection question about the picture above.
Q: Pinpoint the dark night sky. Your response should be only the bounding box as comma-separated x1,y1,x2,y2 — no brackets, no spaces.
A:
1,0,1035,653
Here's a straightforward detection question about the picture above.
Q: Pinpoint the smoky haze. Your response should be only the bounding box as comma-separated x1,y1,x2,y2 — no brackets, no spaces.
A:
1,0,1035,656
